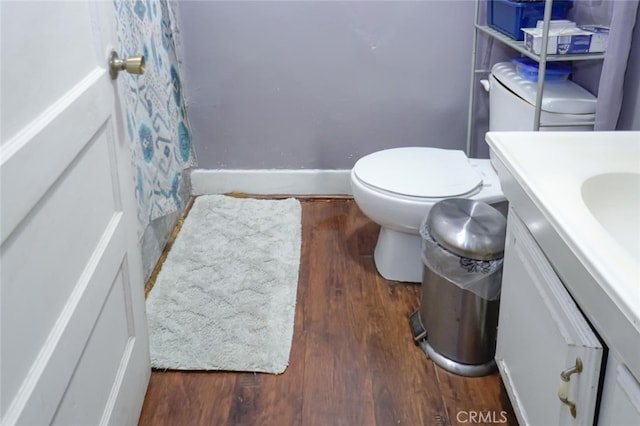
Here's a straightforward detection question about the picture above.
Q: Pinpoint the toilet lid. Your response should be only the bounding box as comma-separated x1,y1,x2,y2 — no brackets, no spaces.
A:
352,147,483,198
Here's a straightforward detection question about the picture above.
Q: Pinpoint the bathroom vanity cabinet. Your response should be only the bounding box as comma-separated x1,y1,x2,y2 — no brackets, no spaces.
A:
487,131,640,426
497,207,603,425
498,207,640,426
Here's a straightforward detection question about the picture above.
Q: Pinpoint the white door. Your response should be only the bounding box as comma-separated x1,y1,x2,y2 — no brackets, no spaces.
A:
1,2,150,425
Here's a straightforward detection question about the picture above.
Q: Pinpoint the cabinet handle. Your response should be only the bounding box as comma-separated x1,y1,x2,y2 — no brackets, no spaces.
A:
558,358,583,418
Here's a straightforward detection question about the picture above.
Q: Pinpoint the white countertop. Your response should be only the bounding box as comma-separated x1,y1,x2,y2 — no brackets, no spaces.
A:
486,131,640,370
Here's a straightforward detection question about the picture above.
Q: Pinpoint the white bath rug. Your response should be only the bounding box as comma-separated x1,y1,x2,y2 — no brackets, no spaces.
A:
146,195,302,374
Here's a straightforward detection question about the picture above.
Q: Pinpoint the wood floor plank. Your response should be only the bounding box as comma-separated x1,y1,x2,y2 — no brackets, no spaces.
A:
299,200,376,425
138,198,516,426
435,367,519,426
138,371,236,425
361,260,448,425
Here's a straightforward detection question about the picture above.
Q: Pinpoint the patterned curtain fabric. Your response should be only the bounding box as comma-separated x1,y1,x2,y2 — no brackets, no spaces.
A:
570,0,640,130
592,0,639,130
113,0,196,235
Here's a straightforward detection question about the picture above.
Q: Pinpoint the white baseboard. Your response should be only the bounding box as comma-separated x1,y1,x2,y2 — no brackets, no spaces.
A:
190,169,353,196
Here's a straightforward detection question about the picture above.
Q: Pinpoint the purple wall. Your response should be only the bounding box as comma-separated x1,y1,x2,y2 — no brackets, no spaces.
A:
177,1,476,169
176,1,640,169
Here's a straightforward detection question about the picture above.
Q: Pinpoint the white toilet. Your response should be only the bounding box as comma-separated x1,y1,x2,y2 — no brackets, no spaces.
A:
351,60,596,282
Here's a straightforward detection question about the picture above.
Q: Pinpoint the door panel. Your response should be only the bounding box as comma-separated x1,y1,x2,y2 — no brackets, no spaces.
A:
52,265,135,426
496,208,603,426
598,356,640,425
1,1,98,144
1,117,120,409
1,1,150,425
1,71,111,243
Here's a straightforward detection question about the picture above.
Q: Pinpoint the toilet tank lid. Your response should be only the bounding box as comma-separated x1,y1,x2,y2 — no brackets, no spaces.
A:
352,147,482,198
491,61,596,115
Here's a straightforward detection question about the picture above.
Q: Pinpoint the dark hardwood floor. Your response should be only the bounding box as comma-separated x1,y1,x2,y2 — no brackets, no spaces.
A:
138,198,516,426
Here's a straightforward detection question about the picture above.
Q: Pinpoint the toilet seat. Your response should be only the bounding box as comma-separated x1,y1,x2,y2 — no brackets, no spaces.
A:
352,147,483,199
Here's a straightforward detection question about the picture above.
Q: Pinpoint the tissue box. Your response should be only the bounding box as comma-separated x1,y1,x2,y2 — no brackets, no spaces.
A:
535,19,576,31
522,25,609,55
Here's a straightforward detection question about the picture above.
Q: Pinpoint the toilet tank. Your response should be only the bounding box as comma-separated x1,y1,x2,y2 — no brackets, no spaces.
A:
489,61,596,132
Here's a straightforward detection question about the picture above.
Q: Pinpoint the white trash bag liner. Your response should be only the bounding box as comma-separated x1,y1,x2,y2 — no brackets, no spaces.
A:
421,224,503,301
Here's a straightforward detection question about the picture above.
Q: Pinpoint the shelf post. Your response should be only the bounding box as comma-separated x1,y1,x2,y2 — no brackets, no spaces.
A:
465,0,483,157
533,0,555,131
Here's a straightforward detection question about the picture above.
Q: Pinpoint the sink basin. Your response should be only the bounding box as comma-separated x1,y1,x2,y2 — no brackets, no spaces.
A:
582,172,640,261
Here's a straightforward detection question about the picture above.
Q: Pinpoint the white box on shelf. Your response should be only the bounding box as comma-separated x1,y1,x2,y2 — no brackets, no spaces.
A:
535,19,576,31
522,25,609,55
580,25,609,52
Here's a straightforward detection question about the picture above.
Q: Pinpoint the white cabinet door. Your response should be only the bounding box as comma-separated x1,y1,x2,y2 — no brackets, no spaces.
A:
598,356,640,425
1,2,150,425
496,208,603,426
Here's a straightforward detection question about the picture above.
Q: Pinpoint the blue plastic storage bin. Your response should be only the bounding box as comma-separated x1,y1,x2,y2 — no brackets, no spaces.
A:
489,0,573,41
511,57,572,81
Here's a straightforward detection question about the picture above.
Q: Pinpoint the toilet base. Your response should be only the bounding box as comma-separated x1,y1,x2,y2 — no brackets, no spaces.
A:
373,227,423,283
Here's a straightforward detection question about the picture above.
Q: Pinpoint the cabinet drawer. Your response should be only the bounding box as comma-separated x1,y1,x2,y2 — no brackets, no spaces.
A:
496,208,603,425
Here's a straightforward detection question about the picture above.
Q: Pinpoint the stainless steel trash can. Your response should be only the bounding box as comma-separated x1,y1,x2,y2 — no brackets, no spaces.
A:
410,198,507,377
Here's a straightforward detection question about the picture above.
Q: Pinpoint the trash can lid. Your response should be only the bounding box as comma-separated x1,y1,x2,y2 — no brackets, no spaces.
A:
424,198,507,260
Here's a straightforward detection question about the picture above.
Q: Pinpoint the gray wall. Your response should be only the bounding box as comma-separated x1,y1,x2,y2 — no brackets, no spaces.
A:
176,1,640,169
177,1,476,169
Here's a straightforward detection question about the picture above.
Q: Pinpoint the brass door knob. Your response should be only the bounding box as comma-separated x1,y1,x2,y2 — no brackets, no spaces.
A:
109,51,145,80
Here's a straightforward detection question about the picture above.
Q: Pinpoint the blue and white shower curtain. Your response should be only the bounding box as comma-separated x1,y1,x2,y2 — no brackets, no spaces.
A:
113,0,196,235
